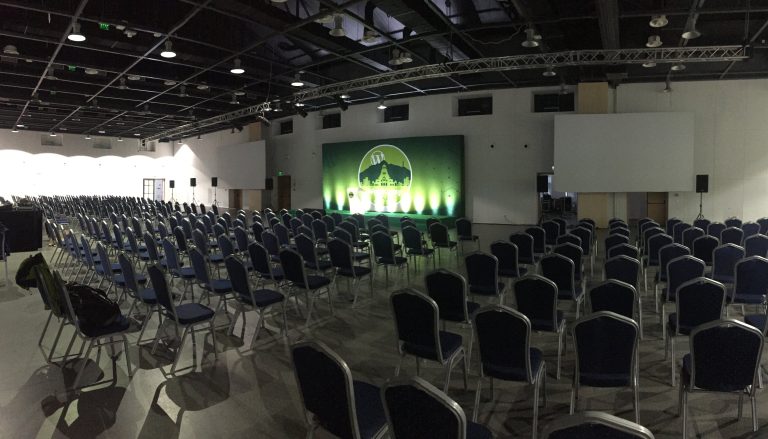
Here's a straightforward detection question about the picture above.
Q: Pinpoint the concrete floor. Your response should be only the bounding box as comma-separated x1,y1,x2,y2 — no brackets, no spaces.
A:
0,223,765,438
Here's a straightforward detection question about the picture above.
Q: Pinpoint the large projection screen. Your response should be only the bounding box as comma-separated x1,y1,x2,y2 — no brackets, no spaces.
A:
554,112,694,192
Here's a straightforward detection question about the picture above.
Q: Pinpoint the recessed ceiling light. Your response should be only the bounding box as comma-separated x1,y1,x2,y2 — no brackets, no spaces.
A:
649,15,668,28
67,22,86,42
160,40,176,58
295,102,305,107
646,35,662,48
291,73,304,87
84,68,99,75
230,58,245,74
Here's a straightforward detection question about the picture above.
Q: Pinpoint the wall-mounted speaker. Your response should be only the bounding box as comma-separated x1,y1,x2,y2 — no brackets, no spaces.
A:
211,177,218,187
190,178,197,187
265,177,274,190
696,174,709,193
169,180,175,189
537,175,549,193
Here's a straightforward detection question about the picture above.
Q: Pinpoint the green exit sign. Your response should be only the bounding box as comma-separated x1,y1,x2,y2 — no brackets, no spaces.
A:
98,23,110,30
277,171,284,176
67,65,76,71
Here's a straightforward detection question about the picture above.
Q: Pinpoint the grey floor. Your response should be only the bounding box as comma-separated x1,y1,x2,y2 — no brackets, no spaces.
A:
0,223,765,439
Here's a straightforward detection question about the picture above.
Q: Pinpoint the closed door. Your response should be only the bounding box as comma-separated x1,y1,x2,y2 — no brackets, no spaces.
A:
646,192,668,225
278,175,291,210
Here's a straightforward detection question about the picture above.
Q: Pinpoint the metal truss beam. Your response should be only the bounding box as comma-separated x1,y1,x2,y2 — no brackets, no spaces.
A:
145,45,747,142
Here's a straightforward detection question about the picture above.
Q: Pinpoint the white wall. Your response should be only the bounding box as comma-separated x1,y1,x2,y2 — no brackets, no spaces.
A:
0,127,260,206
266,88,559,224
616,79,768,222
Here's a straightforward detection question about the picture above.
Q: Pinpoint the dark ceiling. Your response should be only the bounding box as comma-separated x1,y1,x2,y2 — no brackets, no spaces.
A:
1,0,767,139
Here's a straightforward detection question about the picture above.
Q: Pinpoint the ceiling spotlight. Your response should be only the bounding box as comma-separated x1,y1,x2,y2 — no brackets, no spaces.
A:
84,68,99,75
682,21,701,39
295,102,306,107
127,74,140,81
124,29,137,38
521,28,540,48
377,100,387,110
164,79,177,86
98,130,106,134
315,13,333,24
389,49,403,66
234,90,246,96
542,66,556,77
291,73,304,87
340,94,350,99
49,131,56,137
67,22,86,42
271,0,288,3
335,95,349,111
196,83,209,90
11,128,18,133
117,136,123,142
118,77,127,89
649,15,669,28
16,124,23,127
179,85,187,97
3,45,19,55
646,35,662,48
230,58,245,74
399,51,413,64
297,108,308,118
85,134,91,139
230,94,239,104
134,133,141,136
160,40,176,58
671,63,686,71
329,14,345,37
642,61,657,68
362,29,379,44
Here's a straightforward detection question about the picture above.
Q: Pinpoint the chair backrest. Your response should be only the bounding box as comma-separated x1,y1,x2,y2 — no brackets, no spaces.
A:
261,231,280,257
553,218,567,236
542,412,655,439
233,227,249,252
251,221,265,243
376,214,390,229
721,227,744,246
514,275,559,328
541,221,560,244
173,226,187,252
247,242,274,279
758,218,768,235
553,243,583,279
675,277,726,334
301,213,314,227
642,227,664,252
148,264,175,315
473,305,535,382
295,233,320,266
666,256,705,301
189,247,213,286
672,222,691,244
646,233,673,265
611,226,631,238
322,216,336,232
524,227,546,254
225,255,251,300
371,231,396,261
290,217,303,236
429,223,450,245
605,234,630,253
192,229,209,255
667,217,682,235
658,243,690,280
541,253,576,295
589,280,636,319
381,376,466,439
161,238,181,271
733,256,768,299
693,218,711,231
327,238,354,271
95,242,114,281
298,225,314,241
725,217,743,228
279,248,308,287
604,255,640,288
692,235,719,265
143,232,160,263
390,288,443,361
711,243,745,281
290,340,362,439
465,252,500,292
572,311,639,387
607,243,639,260
217,233,235,258
571,226,592,256
509,233,535,263
689,319,763,392
490,241,520,278
425,269,470,323
332,228,353,246
682,227,705,251
707,222,726,239
742,222,760,239
556,233,581,248
274,223,291,247
425,218,440,236
455,218,473,238
745,234,768,257
338,221,359,241
312,219,328,242
117,252,140,295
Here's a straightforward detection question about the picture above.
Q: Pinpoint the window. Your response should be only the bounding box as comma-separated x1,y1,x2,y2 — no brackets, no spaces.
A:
280,119,293,135
533,93,574,112
384,104,409,122
458,97,492,116
322,113,341,129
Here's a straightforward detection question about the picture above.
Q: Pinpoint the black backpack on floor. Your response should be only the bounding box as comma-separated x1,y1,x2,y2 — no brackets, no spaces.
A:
66,283,121,329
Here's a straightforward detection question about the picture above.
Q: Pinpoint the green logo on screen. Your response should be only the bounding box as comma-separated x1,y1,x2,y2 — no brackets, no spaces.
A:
355,145,412,212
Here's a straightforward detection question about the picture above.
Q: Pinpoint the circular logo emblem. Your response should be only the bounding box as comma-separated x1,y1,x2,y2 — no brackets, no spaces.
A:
358,144,412,190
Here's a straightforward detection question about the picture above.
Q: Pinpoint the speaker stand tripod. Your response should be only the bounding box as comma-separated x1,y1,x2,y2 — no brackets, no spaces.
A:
192,187,196,205
696,192,705,220
170,188,174,203
213,187,218,206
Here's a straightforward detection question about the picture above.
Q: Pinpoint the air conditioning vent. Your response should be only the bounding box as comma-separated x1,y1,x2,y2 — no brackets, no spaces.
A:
322,113,341,129
533,92,574,112
458,96,492,116
384,104,409,122
280,119,293,135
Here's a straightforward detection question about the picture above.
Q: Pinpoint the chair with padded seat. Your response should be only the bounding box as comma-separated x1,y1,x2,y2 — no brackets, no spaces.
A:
605,234,630,257
328,237,373,306
654,243,690,312
280,247,334,325
247,241,284,289
665,277,725,387
643,233,673,293
692,235,719,267
607,243,640,261
295,233,333,274
589,280,642,338
556,233,581,248
744,234,768,258
721,227,745,246
490,241,527,284
541,221,560,249
707,222,726,240
430,223,459,265
682,227,705,253
571,226,594,277
570,312,640,422
402,226,435,272
510,233,538,267
661,256,705,341
390,288,468,394
514,275,567,379
667,217,682,235
525,226,547,260
693,218,711,232
333,228,371,265
372,231,409,286
382,376,491,439
425,269,478,361
742,222,760,240
679,319,763,437
465,252,506,304
456,218,480,253
725,217,743,229
188,247,233,314
605,255,641,290
472,305,546,438
710,243,744,286
673,222,691,245
729,256,768,315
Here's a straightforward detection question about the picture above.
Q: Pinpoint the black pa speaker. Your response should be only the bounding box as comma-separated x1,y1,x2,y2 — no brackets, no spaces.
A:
211,177,218,187
265,178,274,190
169,180,175,189
696,174,709,193
190,178,196,187
536,175,549,193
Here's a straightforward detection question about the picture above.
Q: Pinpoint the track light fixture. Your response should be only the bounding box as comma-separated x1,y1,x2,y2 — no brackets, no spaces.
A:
642,61,657,68
646,35,662,48
335,95,349,111
160,40,176,58
542,66,556,77
117,136,123,142
377,100,387,110
3,45,19,55
118,77,127,89
521,28,540,48
11,128,18,133
389,49,403,66
671,63,686,71
68,22,86,42
682,20,701,39
649,15,668,28
399,51,413,64
291,73,304,87
329,14,345,37
49,131,56,137
230,58,245,74
85,134,91,139
362,29,379,44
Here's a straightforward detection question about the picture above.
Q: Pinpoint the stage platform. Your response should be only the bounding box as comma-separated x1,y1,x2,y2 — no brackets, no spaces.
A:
322,210,457,230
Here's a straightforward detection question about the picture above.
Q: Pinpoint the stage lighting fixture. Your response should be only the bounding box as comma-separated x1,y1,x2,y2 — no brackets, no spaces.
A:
646,35,662,48
377,100,387,110
117,136,123,142
230,58,245,74
682,21,701,39
297,108,308,118
671,63,686,71
68,22,86,42
291,73,304,87
335,96,349,111
329,14,345,37
521,28,540,48
649,15,668,28
160,40,176,58
542,66,556,77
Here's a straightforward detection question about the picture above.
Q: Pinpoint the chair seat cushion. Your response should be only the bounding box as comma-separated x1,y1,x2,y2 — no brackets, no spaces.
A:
483,348,543,381
306,260,333,271
666,313,694,335
139,288,157,304
353,251,370,261
558,285,583,301
579,371,631,388
337,266,372,278
746,314,767,333
403,330,462,362
173,303,215,325
209,253,224,263
470,282,505,296
114,273,147,287
353,380,388,439
377,256,407,265
530,311,565,332
434,241,457,249
172,266,196,279
207,278,233,294
238,289,284,308
297,275,331,290
467,422,493,439
499,267,527,278
80,315,130,337
459,235,479,242
732,293,766,304
407,248,434,256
